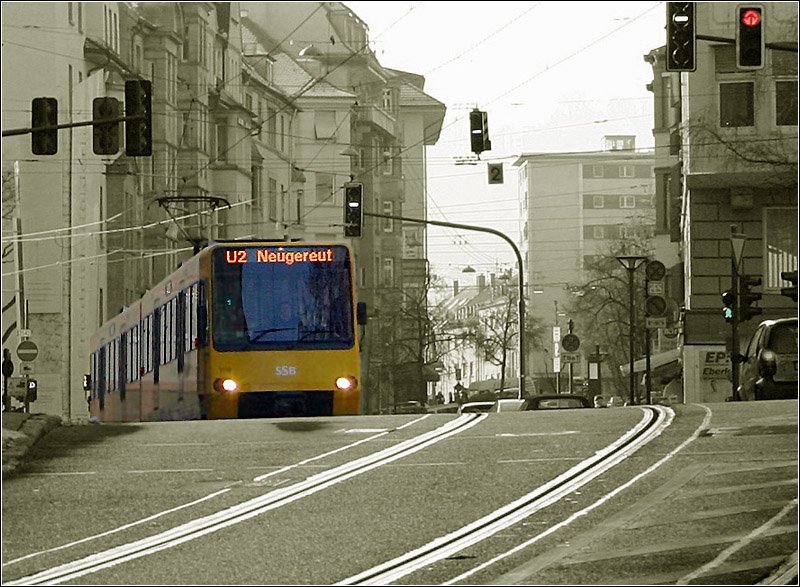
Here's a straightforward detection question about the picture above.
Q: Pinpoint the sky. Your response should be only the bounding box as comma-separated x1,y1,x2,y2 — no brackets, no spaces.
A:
344,1,666,289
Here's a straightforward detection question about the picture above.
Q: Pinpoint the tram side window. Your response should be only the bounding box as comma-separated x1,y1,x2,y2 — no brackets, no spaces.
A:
184,284,198,353
143,314,153,373
119,333,127,397
105,342,114,393
129,325,140,381
160,297,178,364
90,351,97,400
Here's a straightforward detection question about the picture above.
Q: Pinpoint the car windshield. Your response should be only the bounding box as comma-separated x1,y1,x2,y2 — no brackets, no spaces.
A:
770,322,798,354
212,245,354,351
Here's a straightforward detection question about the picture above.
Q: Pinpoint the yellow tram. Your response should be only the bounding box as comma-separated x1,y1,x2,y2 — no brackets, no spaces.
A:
86,241,364,421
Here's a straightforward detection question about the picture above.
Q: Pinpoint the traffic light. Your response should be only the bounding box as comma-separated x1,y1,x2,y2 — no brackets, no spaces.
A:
92,97,120,155
125,79,153,156
722,289,736,323
27,379,37,403
645,260,667,317
739,274,763,322
666,2,696,72
469,109,491,156
31,97,58,155
781,270,798,302
343,183,363,238
737,5,764,69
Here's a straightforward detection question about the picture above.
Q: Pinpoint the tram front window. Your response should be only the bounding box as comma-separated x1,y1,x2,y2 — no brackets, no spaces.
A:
212,246,355,351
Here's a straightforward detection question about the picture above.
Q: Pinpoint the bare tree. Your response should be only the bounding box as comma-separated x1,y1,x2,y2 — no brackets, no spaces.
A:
565,226,655,395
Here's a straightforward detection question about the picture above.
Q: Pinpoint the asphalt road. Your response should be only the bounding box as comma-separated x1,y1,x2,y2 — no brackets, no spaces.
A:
2,401,797,585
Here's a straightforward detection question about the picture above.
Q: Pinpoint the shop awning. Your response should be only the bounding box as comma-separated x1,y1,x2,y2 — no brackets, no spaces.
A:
619,348,681,377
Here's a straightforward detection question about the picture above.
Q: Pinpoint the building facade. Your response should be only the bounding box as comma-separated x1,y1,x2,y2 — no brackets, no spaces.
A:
1,2,445,419
648,2,798,403
513,138,661,394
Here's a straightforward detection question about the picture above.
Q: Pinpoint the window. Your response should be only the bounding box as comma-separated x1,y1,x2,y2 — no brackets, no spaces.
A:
314,111,336,139
215,121,228,161
382,89,393,111
619,165,634,178
315,173,332,204
269,177,278,220
383,147,393,175
593,196,604,208
593,226,605,239
719,82,754,127
383,201,393,232
592,165,604,178
267,107,277,147
764,207,798,291
776,81,798,126
620,195,636,209
251,165,263,224
383,257,394,286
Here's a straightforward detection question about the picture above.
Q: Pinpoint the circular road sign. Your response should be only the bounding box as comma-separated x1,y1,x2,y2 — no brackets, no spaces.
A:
561,333,581,352
645,260,666,281
16,340,38,362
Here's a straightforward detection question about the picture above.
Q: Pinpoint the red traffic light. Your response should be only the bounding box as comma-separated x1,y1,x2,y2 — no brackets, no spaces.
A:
740,8,761,27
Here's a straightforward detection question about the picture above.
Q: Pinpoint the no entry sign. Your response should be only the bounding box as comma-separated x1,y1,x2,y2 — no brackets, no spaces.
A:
16,340,38,362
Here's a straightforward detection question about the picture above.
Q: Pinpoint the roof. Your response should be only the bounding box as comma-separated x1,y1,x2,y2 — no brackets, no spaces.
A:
272,53,355,100
513,149,655,167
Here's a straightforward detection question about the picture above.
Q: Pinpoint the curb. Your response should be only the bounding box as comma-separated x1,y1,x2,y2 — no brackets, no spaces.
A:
2,414,62,477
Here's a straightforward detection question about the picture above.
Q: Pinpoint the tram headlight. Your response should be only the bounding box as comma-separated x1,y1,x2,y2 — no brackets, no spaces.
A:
213,378,238,393
335,376,357,392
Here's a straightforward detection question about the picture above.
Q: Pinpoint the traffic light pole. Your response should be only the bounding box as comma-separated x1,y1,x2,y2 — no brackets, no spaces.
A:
2,114,145,138
731,257,740,401
364,211,526,399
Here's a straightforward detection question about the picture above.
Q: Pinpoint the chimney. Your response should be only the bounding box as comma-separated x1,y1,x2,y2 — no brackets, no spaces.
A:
453,280,459,296
477,274,486,289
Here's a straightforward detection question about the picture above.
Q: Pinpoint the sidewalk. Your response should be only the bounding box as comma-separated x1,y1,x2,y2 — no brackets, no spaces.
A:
2,411,62,477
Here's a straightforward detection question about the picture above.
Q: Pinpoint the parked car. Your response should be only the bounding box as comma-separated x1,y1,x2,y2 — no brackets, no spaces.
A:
457,401,495,414
737,317,798,401
521,394,592,410
487,398,526,412
393,401,427,414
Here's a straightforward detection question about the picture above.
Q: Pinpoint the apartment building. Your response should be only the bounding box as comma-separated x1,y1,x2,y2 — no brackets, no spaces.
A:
647,2,797,403
1,2,444,419
513,137,659,392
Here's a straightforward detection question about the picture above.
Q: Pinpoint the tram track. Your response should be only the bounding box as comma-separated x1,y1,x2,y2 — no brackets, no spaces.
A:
338,405,673,585
6,413,486,586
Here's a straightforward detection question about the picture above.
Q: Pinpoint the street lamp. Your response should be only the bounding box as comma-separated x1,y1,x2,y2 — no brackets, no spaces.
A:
616,254,647,405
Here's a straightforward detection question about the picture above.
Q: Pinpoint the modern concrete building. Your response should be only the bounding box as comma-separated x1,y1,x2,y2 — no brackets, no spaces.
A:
513,137,658,393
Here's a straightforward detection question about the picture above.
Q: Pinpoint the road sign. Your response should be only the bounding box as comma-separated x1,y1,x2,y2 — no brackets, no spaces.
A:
16,340,38,362
664,327,680,339
647,281,665,295
646,317,668,329
562,352,581,363
562,333,581,352
487,162,504,184
552,326,561,343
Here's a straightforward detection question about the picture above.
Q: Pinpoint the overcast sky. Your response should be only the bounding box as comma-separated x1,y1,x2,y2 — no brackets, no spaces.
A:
345,1,666,287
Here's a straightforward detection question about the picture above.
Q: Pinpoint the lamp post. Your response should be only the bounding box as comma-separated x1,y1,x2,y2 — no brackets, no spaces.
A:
616,254,647,405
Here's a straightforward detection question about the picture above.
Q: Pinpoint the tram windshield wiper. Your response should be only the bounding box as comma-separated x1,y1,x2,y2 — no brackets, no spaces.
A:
287,329,340,349
248,327,295,343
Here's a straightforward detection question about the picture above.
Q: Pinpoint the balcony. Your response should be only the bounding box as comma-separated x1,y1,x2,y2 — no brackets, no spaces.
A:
354,104,396,137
